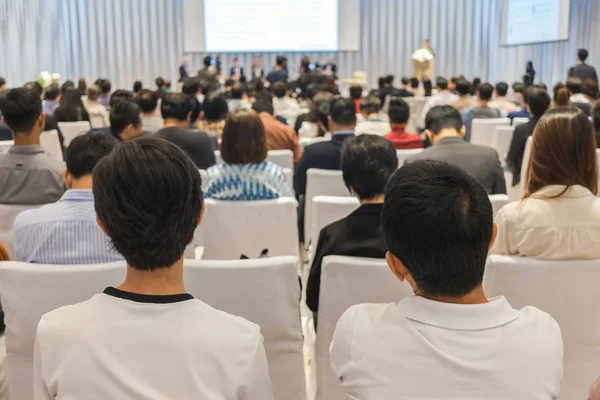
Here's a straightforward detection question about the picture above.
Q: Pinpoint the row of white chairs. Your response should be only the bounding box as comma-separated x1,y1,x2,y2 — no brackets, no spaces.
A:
0,130,63,162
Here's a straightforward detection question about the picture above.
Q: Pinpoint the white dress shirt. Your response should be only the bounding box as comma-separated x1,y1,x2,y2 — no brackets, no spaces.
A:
273,97,300,127
84,101,110,127
492,185,600,259
330,295,563,400
354,118,392,136
418,90,459,128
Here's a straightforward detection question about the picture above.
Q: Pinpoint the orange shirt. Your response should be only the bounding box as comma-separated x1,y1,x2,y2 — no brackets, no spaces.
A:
258,113,302,164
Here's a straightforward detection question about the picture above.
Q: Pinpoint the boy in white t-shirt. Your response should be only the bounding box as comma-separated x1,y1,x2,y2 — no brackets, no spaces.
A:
330,159,563,400
33,137,274,400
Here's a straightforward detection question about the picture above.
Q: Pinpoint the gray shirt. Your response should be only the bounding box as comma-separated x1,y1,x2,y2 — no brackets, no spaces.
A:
141,116,164,134
472,106,502,119
0,145,65,205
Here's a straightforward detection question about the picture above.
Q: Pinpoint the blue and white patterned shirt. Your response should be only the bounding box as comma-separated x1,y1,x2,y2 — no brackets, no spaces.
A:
203,161,293,201
13,189,123,264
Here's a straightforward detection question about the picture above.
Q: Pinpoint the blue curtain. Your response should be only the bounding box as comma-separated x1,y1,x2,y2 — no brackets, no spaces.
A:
1,0,599,91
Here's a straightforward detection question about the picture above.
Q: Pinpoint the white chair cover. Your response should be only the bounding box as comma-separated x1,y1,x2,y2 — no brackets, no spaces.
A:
283,168,294,192
184,257,305,400
470,118,511,148
0,141,13,155
484,255,600,400
201,198,299,259
214,149,223,164
266,149,294,170
492,125,514,160
0,204,43,259
316,256,414,400
304,169,349,243
512,117,529,127
396,148,423,165
519,136,533,198
57,121,91,146
405,97,427,133
0,261,126,400
89,114,105,129
309,196,359,250
40,130,63,162
488,194,510,215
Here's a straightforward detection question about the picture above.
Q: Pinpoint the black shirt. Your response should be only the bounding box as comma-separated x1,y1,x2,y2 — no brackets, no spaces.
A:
154,127,216,170
507,117,540,186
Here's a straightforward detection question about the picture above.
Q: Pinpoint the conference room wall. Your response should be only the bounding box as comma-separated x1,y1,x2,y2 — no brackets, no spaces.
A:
0,0,598,91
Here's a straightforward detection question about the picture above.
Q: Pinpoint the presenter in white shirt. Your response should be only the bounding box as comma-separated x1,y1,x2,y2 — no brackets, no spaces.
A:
492,106,600,259
330,159,563,400
33,137,274,400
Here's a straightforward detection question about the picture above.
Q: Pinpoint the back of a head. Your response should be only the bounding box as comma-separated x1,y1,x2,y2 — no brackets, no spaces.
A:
24,81,44,98
0,87,42,133
410,77,419,89
495,82,509,97
583,79,599,100
60,88,83,107
161,93,192,121
455,79,471,96
593,101,600,132
566,77,584,94
527,106,598,197
44,84,61,101
382,160,493,297
87,85,101,101
309,92,334,128
388,98,410,124
401,77,409,86
341,135,398,200
61,81,75,94
203,56,212,67
251,100,274,115
378,77,386,89
526,88,551,118
66,134,119,178
425,105,462,135
534,82,548,91
155,77,165,89
272,81,286,98
202,94,228,122
330,97,357,126
477,83,494,101
349,85,363,100
77,78,87,93
276,55,287,66
385,75,394,85
359,95,382,115
221,109,267,164
436,77,448,90
133,81,143,93
471,78,481,95
93,137,203,270
100,79,111,94
110,101,141,135
512,82,525,94
109,90,134,108
578,48,589,62
135,89,159,114
182,78,201,96
554,87,571,107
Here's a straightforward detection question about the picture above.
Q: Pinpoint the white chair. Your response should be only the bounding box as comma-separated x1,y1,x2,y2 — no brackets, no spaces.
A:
299,136,329,150
0,261,126,400
309,196,359,250
184,257,305,400
316,256,414,400
57,121,91,146
201,198,299,259
304,169,349,244
470,118,511,148
484,255,600,400
396,148,423,165
519,136,533,198
489,194,510,214
40,130,63,162
283,168,294,192
0,141,13,155
0,204,43,260
492,125,514,160
266,149,294,170
512,117,529,127
89,114,105,129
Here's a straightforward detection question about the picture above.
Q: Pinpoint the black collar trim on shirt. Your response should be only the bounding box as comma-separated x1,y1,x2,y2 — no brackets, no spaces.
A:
103,287,194,304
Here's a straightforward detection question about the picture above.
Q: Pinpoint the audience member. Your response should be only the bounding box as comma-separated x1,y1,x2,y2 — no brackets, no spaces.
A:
54,89,90,123
266,56,289,86
384,98,422,149
509,81,526,106
493,107,600,259
33,137,274,399
0,77,5,93
135,89,163,133
306,135,397,316
534,82,548,91
24,81,60,134
155,93,216,169
406,105,506,194
0,88,65,204
109,89,135,110
298,91,333,138
355,96,391,136
396,77,415,97
507,83,531,121
204,109,291,200
330,159,562,399
471,77,481,95
506,87,551,186
272,81,300,125
197,56,219,95
584,79,599,102
422,79,433,97
567,77,591,116
14,134,122,263
61,81,75,95
418,77,458,129
349,85,363,114
461,82,502,141
155,77,167,100
552,83,570,107
132,80,143,94
77,78,87,95
197,94,228,137
293,84,322,133
409,77,419,95
226,83,245,111
593,100,600,147
109,101,143,141
295,97,357,196
568,48,598,83
42,84,61,115
251,100,301,163
451,79,476,112
98,79,112,107
84,85,110,127
489,82,518,115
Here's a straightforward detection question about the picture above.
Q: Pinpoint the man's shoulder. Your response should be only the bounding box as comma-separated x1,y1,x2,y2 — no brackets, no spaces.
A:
513,305,562,344
37,295,104,341
13,201,63,229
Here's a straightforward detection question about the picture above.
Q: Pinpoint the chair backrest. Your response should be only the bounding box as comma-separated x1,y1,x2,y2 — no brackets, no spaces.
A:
282,168,293,192
0,261,126,400
316,256,414,400
492,125,514,160
484,255,600,400
57,121,91,146
184,257,305,400
89,114,105,129
309,196,359,251
266,149,294,170
519,136,533,198
0,140,13,155
40,130,63,162
396,148,423,165
0,204,43,260
488,194,510,214
201,198,299,259
304,169,349,244
470,118,511,148
512,117,529,127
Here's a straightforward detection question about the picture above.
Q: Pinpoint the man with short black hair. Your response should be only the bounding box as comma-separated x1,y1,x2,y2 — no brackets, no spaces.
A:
461,82,503,140
451,79,476,112
384,98,422,149
0,88,65,204
489,82,518,115
406,105,506,194
42,84,61,115
331,159,562,399
568,48,598,83
109,101,143,141
567,77,589,104
155,93,216,169
272,81,300,126
395,77,414,97
135,89,163,133
34,137,274,399
98,79,112,107
85,85,110,127
14,134,122,263
252,100,301,163
355,95,391,136
418,77,458,129
155,77,166,100
266,56,288,86
409,77,419,95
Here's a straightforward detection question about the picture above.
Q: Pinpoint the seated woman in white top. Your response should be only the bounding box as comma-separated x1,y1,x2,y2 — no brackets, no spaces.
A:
204,109,293,201
492,106,600,259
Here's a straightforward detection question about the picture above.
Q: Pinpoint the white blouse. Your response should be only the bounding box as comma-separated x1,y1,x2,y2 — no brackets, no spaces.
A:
492,185,600,260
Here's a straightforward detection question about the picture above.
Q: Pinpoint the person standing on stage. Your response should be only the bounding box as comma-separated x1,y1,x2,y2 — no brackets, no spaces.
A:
412,39,435,81
568,49,598,83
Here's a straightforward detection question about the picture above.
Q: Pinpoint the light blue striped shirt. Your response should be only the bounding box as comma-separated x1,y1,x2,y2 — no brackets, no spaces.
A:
13,189,123,264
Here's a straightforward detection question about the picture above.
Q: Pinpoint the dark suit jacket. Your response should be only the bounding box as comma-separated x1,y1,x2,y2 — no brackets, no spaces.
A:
154,127,216,170
406,137,507,194
392,87,414,97
568,63,598,82
306,203,387,312
229,66,245,78
179,65,189,82
507,117,539,186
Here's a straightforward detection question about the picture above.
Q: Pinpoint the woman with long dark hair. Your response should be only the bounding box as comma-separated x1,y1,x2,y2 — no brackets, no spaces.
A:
53,88,90,122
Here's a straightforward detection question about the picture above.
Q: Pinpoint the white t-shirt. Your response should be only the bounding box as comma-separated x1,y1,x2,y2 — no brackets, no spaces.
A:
330,295,563,400
34,287,274,400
